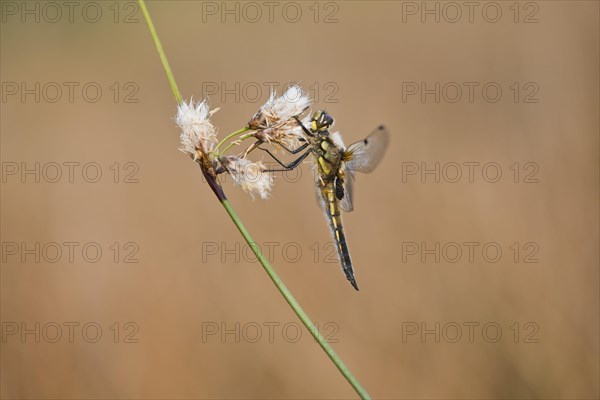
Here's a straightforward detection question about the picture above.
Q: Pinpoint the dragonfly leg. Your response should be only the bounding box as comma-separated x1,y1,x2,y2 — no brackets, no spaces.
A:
277,141,309,154
242,139,308,159
261,148,310,172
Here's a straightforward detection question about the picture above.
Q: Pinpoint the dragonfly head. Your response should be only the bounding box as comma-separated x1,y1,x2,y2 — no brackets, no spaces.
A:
310,110,334,134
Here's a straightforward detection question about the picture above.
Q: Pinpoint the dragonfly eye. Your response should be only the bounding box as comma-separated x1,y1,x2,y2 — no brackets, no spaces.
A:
311,110,334,132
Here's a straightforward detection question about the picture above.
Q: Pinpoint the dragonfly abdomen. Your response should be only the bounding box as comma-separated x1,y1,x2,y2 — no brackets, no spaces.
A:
320,185,359,291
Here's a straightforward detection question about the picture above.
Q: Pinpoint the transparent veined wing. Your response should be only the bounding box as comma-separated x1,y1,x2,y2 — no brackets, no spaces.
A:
344,125,390,174
338,167,354,212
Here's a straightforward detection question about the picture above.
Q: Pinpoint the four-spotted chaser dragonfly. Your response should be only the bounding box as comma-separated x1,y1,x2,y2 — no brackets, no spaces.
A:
261,110,389,290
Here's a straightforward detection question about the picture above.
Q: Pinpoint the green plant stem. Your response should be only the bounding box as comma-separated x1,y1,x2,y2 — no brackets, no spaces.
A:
139,2,371,398
220,197,371,400
214,127,252,152
139,0,182,104
217,132,255,155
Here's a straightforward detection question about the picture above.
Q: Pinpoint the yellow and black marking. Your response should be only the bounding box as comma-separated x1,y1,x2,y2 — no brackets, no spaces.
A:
256,109,367,290
319,181,358,290
311,110,335,133
307,111,359,290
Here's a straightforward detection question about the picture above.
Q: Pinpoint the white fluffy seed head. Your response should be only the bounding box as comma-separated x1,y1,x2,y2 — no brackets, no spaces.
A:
270,85,311,122
176,99,218,160
248,85,311,130
221,156,274,200
247,85,311,152
256,114,310,151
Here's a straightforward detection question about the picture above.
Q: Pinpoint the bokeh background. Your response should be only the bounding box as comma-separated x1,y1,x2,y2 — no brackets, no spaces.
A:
1,1,598,399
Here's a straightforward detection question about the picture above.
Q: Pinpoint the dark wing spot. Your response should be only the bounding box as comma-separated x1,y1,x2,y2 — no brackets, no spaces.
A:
364,139,368,144
378,125,385,130
335,178,345,200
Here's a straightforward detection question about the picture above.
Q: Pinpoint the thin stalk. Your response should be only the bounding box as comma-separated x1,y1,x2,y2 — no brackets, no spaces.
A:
220,196,371,400
214,127,252,153
138,0,182,103
218,132,255,155
139,2,371,398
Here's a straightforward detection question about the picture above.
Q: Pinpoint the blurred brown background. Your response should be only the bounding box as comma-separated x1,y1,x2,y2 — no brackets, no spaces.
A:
1,1,598,399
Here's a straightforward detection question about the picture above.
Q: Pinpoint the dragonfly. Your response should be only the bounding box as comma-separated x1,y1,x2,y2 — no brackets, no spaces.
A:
260,110,389,290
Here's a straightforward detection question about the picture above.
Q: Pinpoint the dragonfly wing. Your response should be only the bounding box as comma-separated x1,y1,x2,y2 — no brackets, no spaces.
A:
338,167,354,213
345,125,390,174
